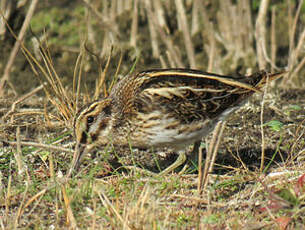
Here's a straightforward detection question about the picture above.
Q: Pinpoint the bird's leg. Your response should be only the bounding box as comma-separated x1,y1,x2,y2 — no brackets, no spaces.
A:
188,140,202,167
178,140,201,175
158,150,187,176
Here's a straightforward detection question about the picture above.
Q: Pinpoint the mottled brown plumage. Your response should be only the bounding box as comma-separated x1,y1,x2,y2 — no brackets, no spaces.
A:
69,69,285,176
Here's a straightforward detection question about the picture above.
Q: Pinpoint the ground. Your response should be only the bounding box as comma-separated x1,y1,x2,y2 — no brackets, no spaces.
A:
1,0,305,229
0,85,304,229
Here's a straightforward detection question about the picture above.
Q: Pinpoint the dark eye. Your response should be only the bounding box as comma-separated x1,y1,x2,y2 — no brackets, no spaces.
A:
87,116,94,124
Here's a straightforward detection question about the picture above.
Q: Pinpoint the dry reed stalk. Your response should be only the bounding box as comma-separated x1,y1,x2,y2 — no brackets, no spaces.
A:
217,1,234,45
197,145,203,194
291,56,305,84
108,52,123,92
287,118,305,164
0,0,39,96
204,121,226,190
14,167,31,228
94,48,112,99
240,0,254,46
49,151,55,179
288,0,303,59
97,188,131,230
86,9,98,53
175,0,196,68
90,198,97,230
62,185,78,229
145,0,184,67
197,3,220,71
198,121,225,194
293,28,305,61
282,0,305,85
287,0,292,40
72,50,83,113
271,6,277,72
216,1,254,70
191,0,200,35
197,2,213,37
43,99,52,127
165,50,177,68
125,0,132,11
82,0,119,36
117,0,123,14
5,172,12,222
122,185,153,228
159,55,167,68
21,188,47,217
110,0,116,21
0,0,14,36
288,26,305,83
41,45,73,107
197,34,218,193
18,38,75,125
208,121,226,174
153,0,166,27
146,1,160,58
130,0,138,47
207,36,216,72
255,0,269,69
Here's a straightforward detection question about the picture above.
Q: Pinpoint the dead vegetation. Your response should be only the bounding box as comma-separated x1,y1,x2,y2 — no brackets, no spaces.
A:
0,0,305,229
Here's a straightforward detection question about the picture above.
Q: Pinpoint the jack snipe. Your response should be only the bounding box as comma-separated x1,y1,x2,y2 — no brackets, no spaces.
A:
69,69,285,176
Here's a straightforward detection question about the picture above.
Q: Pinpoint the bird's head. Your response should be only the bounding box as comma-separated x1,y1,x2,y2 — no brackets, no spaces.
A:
68,98,113,175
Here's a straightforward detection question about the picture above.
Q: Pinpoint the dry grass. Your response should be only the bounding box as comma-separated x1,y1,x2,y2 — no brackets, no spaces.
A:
0,0,305,229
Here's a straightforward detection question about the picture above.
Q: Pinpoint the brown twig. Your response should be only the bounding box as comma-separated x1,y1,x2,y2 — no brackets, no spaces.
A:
4,140,73,153
260,75,270,172
2,84,45,120
15,127,24,176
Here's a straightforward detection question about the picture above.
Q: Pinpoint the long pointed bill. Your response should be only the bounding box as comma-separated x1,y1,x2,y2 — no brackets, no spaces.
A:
256,71,288,88
67,143,87,178
267,71,288,81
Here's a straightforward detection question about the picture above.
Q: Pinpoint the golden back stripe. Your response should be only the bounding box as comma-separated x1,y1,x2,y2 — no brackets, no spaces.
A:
147,71,261,93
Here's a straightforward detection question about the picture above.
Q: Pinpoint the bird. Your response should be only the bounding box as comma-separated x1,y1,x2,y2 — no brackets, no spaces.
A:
68,68,285,176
